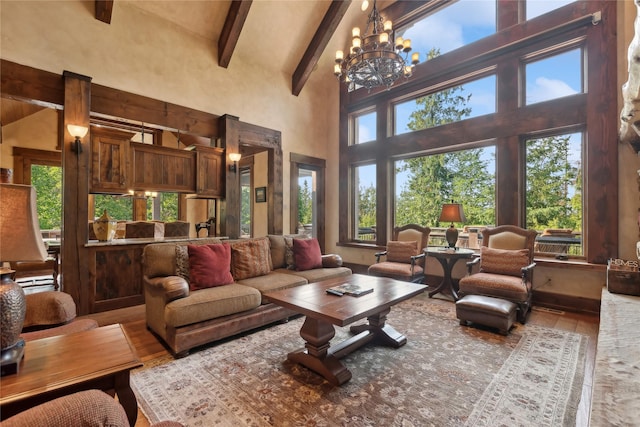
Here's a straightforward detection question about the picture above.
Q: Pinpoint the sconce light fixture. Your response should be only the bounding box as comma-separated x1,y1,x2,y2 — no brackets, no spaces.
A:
67,124,89,153
229,152,242,172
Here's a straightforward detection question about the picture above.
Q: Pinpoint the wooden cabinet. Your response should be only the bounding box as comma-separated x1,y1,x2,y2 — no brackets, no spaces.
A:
195,146,225,198
90,127,134,193
130,142,196,192
88,244,145,313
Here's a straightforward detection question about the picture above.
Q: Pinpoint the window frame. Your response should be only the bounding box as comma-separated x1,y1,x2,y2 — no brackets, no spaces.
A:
338,0,618,264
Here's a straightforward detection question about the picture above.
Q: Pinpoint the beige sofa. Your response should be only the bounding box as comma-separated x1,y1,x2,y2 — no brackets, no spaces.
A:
142,235,351,357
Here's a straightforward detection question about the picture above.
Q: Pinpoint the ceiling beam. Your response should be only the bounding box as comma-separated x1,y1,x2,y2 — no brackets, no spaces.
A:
218,0,253,69
95,0,114,24
292,0,352,97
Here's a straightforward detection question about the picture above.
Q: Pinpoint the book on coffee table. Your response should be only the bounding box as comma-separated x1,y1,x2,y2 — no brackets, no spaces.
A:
327,283,374,297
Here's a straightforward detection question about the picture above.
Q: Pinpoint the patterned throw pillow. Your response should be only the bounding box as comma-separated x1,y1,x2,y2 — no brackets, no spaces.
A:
284,237,296,270
175,245,190,282
292,238,323,271
386,240,418,263
230,237,273,280
480,246,530,277
187,244,234,290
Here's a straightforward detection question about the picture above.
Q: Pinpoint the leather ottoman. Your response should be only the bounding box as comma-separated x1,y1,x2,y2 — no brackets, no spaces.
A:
456,294,517,335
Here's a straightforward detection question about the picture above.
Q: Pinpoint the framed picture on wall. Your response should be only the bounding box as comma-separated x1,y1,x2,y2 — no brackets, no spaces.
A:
255,186,266,203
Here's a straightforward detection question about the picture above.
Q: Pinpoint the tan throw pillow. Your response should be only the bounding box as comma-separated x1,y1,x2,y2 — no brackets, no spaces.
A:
230,237,273,280
386,240,418,263
175,245,190,282
480,246,530,277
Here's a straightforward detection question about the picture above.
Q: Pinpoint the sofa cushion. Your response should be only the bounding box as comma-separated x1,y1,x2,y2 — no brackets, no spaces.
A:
480,246,530,277
175,245,190,282
143,238,221,278
386,240,418,263
188,243,234,290
293,238,323,271
23,291,76,328
165,284,261,327
268,235,287,269
231,237,273,280
237,272,308,303
278,266,353,284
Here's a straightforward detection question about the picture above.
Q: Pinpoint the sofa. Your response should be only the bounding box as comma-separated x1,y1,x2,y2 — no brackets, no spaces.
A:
142,235,352,357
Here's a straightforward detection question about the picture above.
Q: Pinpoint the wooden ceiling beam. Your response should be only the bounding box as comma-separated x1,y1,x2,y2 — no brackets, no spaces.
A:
218,0,253,69
292,0,351,96
95,0,114,24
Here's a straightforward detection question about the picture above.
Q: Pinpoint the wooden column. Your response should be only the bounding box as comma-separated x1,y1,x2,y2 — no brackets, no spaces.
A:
62,71,92,314
220,114,241,238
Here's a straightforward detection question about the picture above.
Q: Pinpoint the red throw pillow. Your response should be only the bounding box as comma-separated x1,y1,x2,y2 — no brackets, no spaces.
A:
187,243,234,290
293,238,323,271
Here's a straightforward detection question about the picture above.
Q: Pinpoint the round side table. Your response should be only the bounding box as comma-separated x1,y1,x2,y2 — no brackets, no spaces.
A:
424,247,475,300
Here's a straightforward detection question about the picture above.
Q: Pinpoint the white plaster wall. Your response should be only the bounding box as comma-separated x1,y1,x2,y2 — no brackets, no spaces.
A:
1,109,59,166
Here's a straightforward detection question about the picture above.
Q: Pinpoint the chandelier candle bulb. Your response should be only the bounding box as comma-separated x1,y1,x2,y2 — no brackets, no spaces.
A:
404,66,412,77
412,52,419,65
333,0,419,91
395,37,404,50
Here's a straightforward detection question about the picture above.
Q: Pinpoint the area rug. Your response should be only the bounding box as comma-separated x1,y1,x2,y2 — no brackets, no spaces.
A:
131,295,587,427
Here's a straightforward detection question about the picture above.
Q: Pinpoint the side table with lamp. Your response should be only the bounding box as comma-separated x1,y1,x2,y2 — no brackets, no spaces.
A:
0,184,49,376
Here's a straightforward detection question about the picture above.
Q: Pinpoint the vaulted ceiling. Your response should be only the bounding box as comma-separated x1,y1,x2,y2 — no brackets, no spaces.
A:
2,0,400,127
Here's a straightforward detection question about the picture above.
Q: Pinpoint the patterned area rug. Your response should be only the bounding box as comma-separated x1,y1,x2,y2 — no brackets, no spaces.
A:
131,295,587,426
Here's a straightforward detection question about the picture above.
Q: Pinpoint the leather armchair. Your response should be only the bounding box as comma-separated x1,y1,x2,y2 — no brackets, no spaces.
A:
368,224,431,283
458,225,537,323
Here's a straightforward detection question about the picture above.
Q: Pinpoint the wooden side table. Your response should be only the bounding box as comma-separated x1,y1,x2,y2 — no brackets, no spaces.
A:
424,247,475,300
0,324,142,426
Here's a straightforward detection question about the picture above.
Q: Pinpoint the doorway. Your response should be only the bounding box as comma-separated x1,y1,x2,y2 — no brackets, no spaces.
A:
290,153,325,251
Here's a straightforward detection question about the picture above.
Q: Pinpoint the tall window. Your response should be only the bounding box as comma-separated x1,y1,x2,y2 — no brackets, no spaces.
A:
240,167,252,238
339,1,616,263
353,111,376,145
31,164,62,231
94,195,132,221
352,164,376,241
526,132,583,256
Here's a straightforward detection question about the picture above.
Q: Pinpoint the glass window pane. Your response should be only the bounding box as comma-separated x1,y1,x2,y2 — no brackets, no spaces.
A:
94,195,133,221
158,193,178,222
394,146,496,247
396,0,496,64
353,111,376,144
31,165,62,231
240,168,251,237
526,0,576,20
353,164,376,241
297,169,316,237
526,132,583,256
525,49,582,105
395,75,496,135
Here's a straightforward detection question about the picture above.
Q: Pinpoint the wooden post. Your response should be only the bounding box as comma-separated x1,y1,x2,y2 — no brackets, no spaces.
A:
62,71,91,314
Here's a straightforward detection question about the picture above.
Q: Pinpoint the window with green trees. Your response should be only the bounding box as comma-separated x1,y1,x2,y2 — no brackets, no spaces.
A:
31,164,62,230
339,0,616,264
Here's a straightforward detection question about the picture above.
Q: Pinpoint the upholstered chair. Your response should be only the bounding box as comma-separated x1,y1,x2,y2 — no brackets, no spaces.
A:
458,225,537,323
19,291,98,341
368,224,431,283
0,389,183,427
163,221,190,238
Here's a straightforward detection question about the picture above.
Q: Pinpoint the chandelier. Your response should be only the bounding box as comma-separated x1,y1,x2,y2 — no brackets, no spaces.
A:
334,0,419,91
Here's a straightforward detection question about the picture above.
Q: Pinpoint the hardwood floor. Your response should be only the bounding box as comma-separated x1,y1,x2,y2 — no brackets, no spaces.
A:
79,301,599,427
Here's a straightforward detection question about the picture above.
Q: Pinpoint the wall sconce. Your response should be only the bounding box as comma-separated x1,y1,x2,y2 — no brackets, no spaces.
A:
229,152,242,172
67,124,89,153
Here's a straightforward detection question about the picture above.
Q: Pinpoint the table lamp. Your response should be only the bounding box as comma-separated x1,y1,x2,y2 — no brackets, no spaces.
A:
0,183,47,376
439,201,466,249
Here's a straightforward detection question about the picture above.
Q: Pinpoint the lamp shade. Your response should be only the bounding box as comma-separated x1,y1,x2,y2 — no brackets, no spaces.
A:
439,202,466,224
0,184,47,262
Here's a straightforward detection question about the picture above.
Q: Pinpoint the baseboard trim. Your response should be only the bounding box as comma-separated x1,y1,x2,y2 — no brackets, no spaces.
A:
532,289,601,315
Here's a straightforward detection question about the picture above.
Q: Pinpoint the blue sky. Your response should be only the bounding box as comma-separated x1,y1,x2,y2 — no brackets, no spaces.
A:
355,0,581,189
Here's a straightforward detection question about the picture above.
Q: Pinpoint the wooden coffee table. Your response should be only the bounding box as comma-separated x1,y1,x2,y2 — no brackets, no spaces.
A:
264,274,427,385
0,324,142,426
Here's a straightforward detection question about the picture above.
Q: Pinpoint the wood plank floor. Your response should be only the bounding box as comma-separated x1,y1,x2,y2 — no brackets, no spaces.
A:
80,302,599,427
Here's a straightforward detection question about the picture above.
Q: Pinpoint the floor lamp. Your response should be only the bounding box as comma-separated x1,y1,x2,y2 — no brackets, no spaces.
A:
0,183,48,376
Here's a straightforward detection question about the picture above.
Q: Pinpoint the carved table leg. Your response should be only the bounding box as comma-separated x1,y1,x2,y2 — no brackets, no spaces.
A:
349,308,407,348
287,316,352,386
